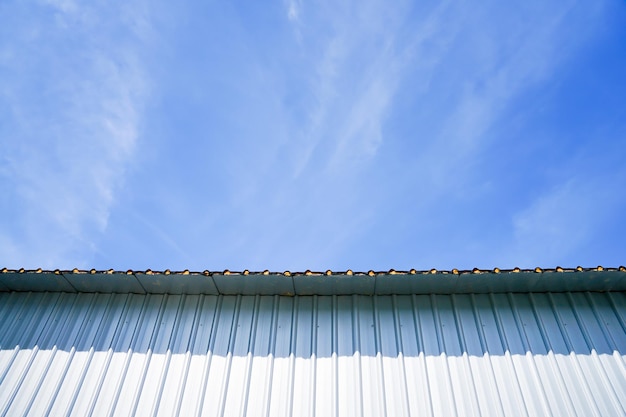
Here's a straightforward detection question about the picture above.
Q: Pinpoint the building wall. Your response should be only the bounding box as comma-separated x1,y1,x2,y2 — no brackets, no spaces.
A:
1,292,625,416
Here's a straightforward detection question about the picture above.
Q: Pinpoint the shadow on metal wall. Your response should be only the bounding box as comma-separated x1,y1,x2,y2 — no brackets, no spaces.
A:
0,292,624,358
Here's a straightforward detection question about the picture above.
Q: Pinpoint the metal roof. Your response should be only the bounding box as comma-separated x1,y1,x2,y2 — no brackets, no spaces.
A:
1,291,625,416
1,266,625,294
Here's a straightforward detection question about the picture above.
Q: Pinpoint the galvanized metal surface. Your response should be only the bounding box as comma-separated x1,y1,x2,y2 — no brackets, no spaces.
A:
1,292,625,416
2,268,626,294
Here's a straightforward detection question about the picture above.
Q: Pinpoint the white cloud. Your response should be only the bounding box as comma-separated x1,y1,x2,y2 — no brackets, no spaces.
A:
286,0,300,22
207,0,615,269
42,0,77,14
2,0,618,270
509,171,626,266
285,0,413,177
288,0,594,182
0,2,150,268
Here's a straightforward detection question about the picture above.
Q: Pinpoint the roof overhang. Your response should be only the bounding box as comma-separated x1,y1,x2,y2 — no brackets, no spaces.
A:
1,267,625,295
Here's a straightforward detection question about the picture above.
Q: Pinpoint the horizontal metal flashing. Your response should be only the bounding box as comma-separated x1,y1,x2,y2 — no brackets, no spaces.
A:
1,267,625,294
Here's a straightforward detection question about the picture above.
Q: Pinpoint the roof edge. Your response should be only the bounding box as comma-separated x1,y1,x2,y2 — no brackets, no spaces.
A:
1,266,625,295
2,265,625,276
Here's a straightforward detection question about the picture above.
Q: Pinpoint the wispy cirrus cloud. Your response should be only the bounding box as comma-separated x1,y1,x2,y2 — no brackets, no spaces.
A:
0,1,151,268
285,0,599,182
257,0,617,270
2,0,622,271
509,170,626,267
285,0,413,175
285,0,301,22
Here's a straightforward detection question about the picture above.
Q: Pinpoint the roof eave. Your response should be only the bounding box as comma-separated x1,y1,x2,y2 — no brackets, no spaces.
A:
1,267,625,295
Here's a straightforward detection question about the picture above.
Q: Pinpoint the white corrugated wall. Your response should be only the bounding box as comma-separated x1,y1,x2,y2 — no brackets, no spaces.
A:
1,292,625,416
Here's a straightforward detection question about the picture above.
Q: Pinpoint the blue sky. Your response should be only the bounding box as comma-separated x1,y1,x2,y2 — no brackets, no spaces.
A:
1,0,625,271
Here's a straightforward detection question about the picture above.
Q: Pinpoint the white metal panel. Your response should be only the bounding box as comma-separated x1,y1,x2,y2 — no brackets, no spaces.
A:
1,292,625,416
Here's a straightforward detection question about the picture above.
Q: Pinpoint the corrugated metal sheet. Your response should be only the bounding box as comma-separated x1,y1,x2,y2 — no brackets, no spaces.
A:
1,291,625,416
